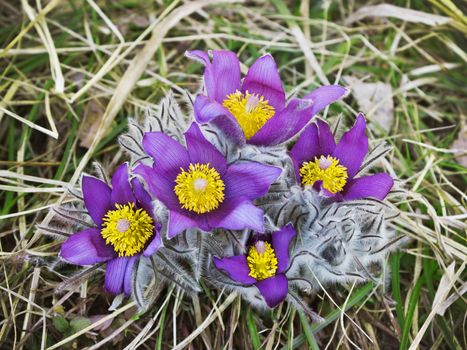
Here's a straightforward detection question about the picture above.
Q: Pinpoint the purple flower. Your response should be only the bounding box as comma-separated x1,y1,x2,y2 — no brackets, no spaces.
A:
135,122,282,238
186,50,347,146
213,224,296,308
290,113,393,201
60,163,162,295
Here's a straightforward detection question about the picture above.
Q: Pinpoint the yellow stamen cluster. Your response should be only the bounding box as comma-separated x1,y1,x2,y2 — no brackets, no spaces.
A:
222,90,275,140
247,241,278,280
101,203,154,257
299,155,348,194
174,163,225,214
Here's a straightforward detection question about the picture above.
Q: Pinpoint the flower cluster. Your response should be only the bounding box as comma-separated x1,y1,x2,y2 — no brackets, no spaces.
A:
50,50,400,311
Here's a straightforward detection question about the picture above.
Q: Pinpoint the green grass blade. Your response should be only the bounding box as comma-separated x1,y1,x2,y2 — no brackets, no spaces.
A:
298,311,320,350
399,278,423,350
246,307,261,350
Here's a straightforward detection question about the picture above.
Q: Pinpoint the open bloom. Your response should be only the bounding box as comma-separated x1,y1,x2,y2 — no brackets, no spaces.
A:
214,224,296,308
60,163,162,295
186,50,347,146
135,122,281,238
290,113,393,201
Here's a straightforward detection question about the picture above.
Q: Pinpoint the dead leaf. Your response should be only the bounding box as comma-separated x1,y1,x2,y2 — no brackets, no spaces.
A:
345,4,451,26
437,281,467,316
344,76,394,133
89,315,114,332
432,262,456,310
79,99,106,149
451,123,467,167
117,13,150,35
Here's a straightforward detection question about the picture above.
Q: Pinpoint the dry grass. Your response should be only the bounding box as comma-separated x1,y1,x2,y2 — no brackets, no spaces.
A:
0,0,466,349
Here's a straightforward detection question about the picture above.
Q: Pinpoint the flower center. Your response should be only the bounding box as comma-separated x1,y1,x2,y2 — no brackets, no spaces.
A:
222,90,275,140
174,163,225,214
247,241,278,280
116,219,130,232
101,203,154,257
299,155,348,194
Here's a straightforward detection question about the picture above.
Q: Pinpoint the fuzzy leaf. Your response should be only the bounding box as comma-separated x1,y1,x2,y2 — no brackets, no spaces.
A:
52,315,69,333
70,317,92,332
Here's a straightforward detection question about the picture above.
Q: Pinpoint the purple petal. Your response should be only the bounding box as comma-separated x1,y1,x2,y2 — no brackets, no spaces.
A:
206,200,264,232
213,255,256,284
343,173,393,201
248,98,314,146
271,224,296,273
184,122,227,175
303,85,348,115
111,163,136,206
321,186,341,199
242,54,285,110
133,164,180,211
193,95,245,144
224,162,281,200
332,113,368,178
193,94,230,123
255,274,288,308
290,123,320,182
130,180,162,246
248,85,346,147
316,119,336,155
123,255,138,296
60,228,116,265
130,177,154,218
82,175,112,226
167,210,199,239
105,257,129,295
186,50,241,103
211,116,247,146
142,132,190,179
143,230,162,256
185,50,210,64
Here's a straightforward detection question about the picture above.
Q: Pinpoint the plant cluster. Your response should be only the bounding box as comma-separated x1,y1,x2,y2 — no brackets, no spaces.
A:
47,50,401,312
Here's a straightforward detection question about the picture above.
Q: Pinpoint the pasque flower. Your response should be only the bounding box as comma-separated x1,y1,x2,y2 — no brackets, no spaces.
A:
186,50,347,146
290,113,393,201
60,163,162,295
135,122,282,238
213,224,296,308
